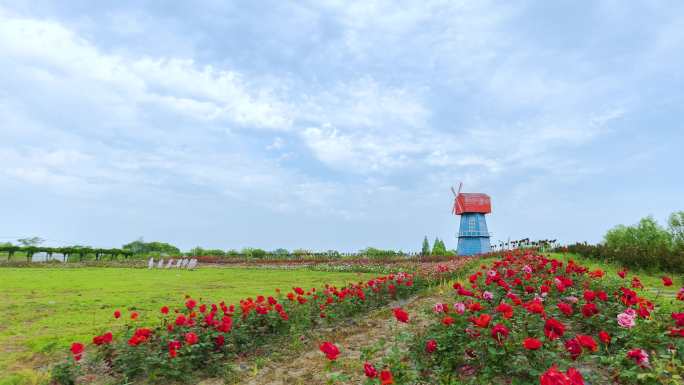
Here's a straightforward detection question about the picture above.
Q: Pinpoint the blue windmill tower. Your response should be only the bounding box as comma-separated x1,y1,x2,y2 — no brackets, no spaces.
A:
451,183,492,256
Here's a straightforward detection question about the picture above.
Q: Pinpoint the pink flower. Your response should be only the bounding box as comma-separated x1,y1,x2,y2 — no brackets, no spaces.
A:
454,302,466,314
433,303,444,313
617,311,636,329
483,291,494,301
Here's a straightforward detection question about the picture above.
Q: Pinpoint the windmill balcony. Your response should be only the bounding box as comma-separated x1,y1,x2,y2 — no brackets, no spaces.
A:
458,231,492,237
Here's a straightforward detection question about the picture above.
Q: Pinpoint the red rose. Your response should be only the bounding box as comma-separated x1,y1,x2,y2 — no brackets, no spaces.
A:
496,302,513,319
70,342,84,361
575,334,597,352
491,323,509,344
583,290,595,302
113,310,121,319
393,308,409,323
565,338,582,359
380,368,394,385
161,306,169,315
185,299,197,310
598,330,611,345
581,303,598,318
523,337,542,350
470,313,491,328
662,276,673,287
319,341,340,360
617,270,627,279
557,302,573,316
93,332,113,345
184,332,199,345
442,316,454,326
364,362,378,378
566,367,585,385
425,339,437,353
130,311,139,320
544,318,565,340
672,312,684,327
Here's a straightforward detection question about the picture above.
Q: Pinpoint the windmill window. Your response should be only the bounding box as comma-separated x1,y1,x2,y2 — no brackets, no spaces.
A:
468,218,476,232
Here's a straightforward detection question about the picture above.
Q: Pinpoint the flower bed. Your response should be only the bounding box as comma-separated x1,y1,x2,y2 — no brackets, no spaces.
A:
51,261,470,384
358,250,684,384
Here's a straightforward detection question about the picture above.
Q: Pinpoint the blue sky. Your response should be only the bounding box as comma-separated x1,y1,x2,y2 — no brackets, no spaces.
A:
1,1,682,252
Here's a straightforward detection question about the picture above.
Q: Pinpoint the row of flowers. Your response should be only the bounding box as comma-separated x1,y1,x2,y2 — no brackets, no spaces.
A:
315,250,683,384
52,263,468,384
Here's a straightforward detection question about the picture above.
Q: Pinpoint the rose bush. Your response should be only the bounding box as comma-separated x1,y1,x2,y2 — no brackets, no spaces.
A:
52,266,466,384
361,250,684,384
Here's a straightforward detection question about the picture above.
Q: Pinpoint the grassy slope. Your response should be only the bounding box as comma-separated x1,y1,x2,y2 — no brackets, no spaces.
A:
0,267,374,384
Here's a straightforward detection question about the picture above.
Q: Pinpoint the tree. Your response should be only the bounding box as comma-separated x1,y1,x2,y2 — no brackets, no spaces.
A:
432,237,448,256
122,238,180,256
422,236,431,255
17,237,44,247
668,211,684,247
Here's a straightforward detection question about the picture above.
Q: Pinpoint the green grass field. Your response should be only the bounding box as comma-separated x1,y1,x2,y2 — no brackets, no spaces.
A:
1,267,374,384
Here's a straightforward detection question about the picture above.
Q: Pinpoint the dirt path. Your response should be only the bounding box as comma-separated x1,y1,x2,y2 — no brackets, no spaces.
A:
223,285,450,385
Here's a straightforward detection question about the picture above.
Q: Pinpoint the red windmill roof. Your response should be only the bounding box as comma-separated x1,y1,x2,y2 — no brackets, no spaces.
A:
453,193,491,215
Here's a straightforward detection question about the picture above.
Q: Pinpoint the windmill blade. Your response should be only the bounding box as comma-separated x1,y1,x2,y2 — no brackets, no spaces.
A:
450,186,457,197
457,182,463,194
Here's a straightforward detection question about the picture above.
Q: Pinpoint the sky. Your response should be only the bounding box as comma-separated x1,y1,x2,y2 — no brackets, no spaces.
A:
1,1,683,252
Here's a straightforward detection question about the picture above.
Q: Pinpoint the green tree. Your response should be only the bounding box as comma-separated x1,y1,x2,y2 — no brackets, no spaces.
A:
421,236,431,255
668,211,684,247
17,237,44,247
604,216,672,270
432,237,448,256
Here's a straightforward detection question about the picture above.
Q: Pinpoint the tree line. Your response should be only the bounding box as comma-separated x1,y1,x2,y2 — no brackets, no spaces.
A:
561,211,684,273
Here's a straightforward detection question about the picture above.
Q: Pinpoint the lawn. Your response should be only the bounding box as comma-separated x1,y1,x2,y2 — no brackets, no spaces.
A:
0,267,374,384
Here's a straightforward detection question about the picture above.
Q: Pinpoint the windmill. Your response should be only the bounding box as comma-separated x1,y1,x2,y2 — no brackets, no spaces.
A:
451,182,492,256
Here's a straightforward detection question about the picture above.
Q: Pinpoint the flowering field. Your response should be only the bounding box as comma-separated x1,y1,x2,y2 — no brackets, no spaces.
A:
47,259,468,384
0,267,377,384
348,251,684,384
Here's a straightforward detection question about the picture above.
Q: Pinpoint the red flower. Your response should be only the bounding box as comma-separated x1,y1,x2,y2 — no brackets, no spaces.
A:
540,365,584,385
523,337,543,350
113,310,121,319
130,311,139,320
380,368,394,385
631,277,644,289
442,316,454,326
175,314,187,326
161,306,169,315
524,299,545,315
598,330,611,345
470,313,491,328
168,340,181,358
319,341,340,360
185,299,197,310
92,332,113,345
544,318,565,340
496,302,514,319
425,339,437,353
184,332,199,345
596,291,608,301
557,302,573,316
617,269,627,279
581,303,598,318
566,367,585,385
575,335,597,352
662,276,673,287
583,290,595,302
215,335,225,347
491,323,509,344
627,348,649,367
672,312,684,327
393,308,409,323
565,338,582,359
127,328,152,346
364,362,378,378
70,342,84,361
